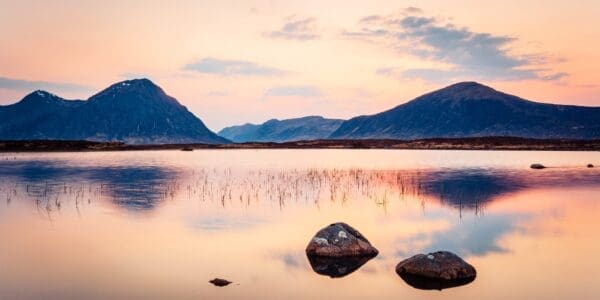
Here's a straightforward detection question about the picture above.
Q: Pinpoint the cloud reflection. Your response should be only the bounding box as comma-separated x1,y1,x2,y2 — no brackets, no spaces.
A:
426,213,527,256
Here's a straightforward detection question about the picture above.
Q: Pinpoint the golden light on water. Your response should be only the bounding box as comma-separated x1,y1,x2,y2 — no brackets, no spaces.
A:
0,150,598,299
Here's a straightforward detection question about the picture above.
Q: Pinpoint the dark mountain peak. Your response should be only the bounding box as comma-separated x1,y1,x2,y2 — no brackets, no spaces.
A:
14,90,74,108
445,81,488,89
22,90,61,102
31,90,56,97
262,116,329,126
88,78,181,108
112,78,158,90
442,81,497,94
125,78,154,84
91,78,161,97
294,115,326,121
266,116,328,123
413,81,510,104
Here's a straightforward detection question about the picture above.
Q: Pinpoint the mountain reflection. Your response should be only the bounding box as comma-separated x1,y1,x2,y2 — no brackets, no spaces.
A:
420,170,525,209
420,168,600,211
1,159,599,214
0,160,179,211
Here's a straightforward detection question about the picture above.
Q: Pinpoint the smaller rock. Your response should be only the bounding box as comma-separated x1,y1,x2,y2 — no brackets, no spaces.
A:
588,164,594,168
530,163,545,169
306,222,378,257
396,251,476,290
209,278,232,287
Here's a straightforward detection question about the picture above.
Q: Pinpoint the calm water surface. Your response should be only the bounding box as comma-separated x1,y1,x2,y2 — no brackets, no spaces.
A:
0,150,599,300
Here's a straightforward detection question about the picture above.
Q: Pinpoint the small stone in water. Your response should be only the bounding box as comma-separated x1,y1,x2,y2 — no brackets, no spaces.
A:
209,278,232,287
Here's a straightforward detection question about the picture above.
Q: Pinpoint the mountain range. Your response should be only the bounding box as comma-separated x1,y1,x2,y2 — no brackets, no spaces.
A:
0,79,228,144
1,80,599,144
218,116,344,142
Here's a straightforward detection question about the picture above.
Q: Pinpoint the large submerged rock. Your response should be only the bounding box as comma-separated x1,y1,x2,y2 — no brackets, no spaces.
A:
396,251,476,290
305,222,378,257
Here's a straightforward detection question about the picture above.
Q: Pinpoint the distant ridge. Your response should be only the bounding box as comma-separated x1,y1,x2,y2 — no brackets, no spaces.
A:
330,82,600,139
219,116,344,142
0,79,229,144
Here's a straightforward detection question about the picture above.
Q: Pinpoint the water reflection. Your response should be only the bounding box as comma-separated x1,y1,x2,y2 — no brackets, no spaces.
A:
420,168,600,211
420,170,524,209
187,216,268,231
0,151,599,300
306,255,377,278
396,213,528,258
2,159,599,215
398,273,476,291
0,160,179,211
425,213,526,256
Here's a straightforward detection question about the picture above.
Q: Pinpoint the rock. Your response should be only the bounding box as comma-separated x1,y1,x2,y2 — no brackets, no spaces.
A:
305,222,378,257
396,251,476,290
209,278,232,287
588,163,594,168
307,255,375,278
530,163,545,169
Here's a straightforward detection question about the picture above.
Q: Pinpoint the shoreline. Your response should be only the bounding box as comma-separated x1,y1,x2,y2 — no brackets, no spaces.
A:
1,137,600,152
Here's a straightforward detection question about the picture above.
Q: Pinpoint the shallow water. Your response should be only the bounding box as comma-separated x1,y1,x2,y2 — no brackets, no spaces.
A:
0,150,599,300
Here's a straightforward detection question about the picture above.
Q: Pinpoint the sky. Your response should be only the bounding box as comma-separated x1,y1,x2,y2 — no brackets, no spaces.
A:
1,0,599,131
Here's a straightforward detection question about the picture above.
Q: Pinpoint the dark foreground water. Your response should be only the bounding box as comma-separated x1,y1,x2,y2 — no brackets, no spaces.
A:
0,150,599,300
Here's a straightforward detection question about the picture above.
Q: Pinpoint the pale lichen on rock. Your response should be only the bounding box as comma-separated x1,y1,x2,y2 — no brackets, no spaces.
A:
305,222,378,257
396,251,476,290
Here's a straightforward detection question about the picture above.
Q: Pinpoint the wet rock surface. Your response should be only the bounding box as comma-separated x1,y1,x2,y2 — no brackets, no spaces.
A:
396,251,476,290
209,278,232,287
307,255,375,278
305,222,378,257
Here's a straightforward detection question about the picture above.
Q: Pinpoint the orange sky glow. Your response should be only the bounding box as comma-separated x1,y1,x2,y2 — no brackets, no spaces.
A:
1,0,599,130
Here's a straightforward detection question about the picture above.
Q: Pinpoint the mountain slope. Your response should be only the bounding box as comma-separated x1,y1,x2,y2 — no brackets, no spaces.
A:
219,116,344,142
330,82,600,139
0,79,229,144
0,91,85,140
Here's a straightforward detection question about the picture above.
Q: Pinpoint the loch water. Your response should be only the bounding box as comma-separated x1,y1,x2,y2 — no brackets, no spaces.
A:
0,150,599,300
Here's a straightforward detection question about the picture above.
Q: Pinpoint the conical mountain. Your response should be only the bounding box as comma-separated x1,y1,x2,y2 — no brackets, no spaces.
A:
330,82,600,139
